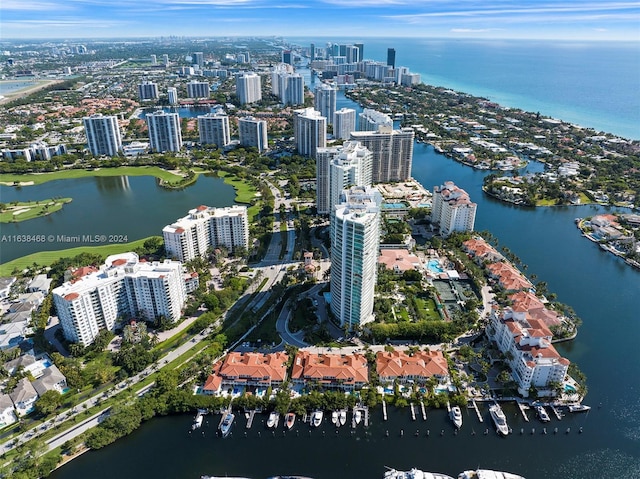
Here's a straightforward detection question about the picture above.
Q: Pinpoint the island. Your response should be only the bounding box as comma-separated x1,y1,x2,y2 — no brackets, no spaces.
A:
0,198,72,223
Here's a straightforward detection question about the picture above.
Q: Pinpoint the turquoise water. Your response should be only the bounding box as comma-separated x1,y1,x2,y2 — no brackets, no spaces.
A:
427,259,444,274
565,384,577,393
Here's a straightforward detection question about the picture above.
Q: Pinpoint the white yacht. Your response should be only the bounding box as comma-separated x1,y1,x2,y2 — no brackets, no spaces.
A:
355,409,362,425
339,409,347,426
458,469,525,479
535,405,550,422
312,410,323,427
568,404,591,413
384,467,454,479
331,410,339,425
267,411,279,428
489,403,510,436
450,406,463,429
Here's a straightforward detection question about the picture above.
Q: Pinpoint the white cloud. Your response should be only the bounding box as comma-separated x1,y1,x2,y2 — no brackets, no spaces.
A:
1,0,72,10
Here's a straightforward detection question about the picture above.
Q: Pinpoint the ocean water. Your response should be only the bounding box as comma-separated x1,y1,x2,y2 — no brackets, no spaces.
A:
292,37,640,140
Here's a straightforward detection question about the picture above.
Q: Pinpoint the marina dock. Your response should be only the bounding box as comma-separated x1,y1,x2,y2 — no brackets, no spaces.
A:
551,405,563,420
517,401,530,422
469,399,483,423
420,401,427,421
246,410,256,429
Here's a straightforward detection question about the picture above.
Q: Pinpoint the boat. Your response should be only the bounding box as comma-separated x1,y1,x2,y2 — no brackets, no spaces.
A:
192,409,205,430
568,404,591,413
535,405,551,422
339,409,347,426
267,411,279,428
331,410,338,425
312,410,323,427
219,410,235,437
450,406,463,429
489,403,510,436
354,409,362,425
285,412,296,430
458,468,525,479
384,467,454,479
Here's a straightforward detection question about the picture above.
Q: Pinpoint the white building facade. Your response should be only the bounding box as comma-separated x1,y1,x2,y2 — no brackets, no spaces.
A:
52,253,186,346
186,80,210,99
358,108,392,132
293,107,326,158
333,108,356,140
314,82,337,125
83,114,122,157
138,81,159,100
330,186,381,330
163,205,249,262
236,72,262,105
167,87,178,105
198,112,230,147
431,181,477,237
146,110,183,153
238,116,268,153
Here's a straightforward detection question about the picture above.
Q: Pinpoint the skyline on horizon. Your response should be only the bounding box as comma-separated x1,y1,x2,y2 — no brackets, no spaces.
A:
2,0,639,42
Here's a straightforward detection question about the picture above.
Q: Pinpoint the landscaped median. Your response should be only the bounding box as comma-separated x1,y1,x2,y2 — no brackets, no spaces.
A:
0,236,160,276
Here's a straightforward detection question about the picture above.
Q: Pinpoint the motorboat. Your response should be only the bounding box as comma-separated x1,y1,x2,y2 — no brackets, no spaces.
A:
267,411,279,428
458,469,525,479
535,405,551,422
331,410,338,425
312,410,323,427
339,409,347,426
354,409,362,425
568,404,591,413
192,409,205,430
489,403,509,436
384,467,454,479
450,406,463,429
219,410,235,437
285,412,296,430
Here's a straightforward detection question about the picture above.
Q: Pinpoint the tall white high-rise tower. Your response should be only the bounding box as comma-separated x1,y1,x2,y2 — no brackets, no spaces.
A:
236,72,262,105
314,82,337,125
146,110,182,153
83,114,122,157
293,107,326,158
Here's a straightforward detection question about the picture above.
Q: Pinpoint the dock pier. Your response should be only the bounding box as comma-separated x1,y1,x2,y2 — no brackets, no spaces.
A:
517,401,530,422
551,405,563,420
420,401,427,421
246,410,256,429
410,403,416,421
470,400,483,423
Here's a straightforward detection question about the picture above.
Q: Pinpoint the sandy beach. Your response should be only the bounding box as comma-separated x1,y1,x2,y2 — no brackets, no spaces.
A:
0,79,65,105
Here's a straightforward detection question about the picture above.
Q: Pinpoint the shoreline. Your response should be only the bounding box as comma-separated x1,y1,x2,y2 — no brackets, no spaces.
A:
0,79,66,105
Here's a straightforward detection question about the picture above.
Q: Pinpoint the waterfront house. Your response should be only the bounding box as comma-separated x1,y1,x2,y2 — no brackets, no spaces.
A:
203,352,289,396
462,237,504,264
376,350,449,386
487,309,570,397
9,378,38,416
291,351,369,391
509,291,562,328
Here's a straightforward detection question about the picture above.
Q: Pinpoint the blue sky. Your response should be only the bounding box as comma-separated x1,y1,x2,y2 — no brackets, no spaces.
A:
2,0,639,41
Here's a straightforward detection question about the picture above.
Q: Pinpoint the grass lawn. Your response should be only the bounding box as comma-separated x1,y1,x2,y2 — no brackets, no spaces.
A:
0,236,159,276
414,297,442,321
217,171,259,204
0,198,72,223
0,166,186,186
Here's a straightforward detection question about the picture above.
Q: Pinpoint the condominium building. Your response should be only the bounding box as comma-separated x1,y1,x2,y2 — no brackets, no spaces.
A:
315,141,372,214
186,80,210,99
146,110,182,153
314,82,337,125
358,108,393,132
431,181,477,237
272,69,304,106
137,81,159,100
333,108,356,140
330,186,382,330
167,87,178,105
82,114,122,156
293,107,326,158
270,63,294,96
52,253,186,346
349,125,414,183
236,72,262,105
198,112,230,147
487,309,570,397
193,51,204,68
163,205,249,262
238,116,268,153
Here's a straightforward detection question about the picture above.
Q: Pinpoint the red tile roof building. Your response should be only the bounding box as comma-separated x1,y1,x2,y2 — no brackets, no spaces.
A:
488,308,570,398
378,249,422,274
486,261,533,292
376,350,449,385
291,351,368,391
462,237,504,264
509,291,562,327
203,352,289,396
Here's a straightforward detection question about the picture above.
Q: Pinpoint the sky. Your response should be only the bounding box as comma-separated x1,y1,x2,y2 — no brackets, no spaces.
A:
1,0,639,41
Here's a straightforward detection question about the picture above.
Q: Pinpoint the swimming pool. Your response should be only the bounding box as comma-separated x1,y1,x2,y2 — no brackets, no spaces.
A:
564,383,577,393
427,259,444,274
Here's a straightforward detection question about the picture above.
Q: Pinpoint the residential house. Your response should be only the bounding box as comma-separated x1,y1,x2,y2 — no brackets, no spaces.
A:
0,394,17,427
291,351,369,391
203,352,289,396
376,350,449,385
462,237,504,264
9,378,38,416
486,262,533,292
32,364,67,395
